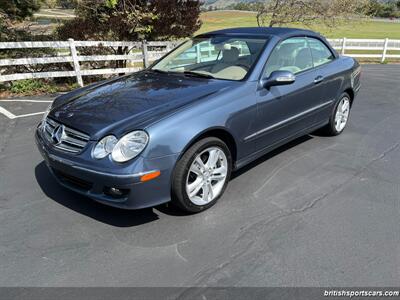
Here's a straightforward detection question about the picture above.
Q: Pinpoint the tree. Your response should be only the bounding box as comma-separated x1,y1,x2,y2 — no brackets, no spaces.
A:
380,3,398,18
57,0,154,41
0,1,64,84
0,12,13,41
364,0,400,18
57,0,201,69
0,0,41,20
228,2,264,12
0,0,42,42
57,0,202,41
43,0,58,9
57,0,79,9
148,0,202,40
365,0,384,17
256,0,369,28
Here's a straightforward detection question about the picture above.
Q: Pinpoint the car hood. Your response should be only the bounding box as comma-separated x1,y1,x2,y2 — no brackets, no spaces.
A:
49,71,235,139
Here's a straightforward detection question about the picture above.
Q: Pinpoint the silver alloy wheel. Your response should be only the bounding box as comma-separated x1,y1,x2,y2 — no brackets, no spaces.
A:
334,97,350,132
186,146,228,206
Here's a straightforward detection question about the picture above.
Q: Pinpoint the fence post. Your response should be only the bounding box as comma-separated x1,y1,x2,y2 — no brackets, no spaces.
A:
68,38,83,87
142,40,149,68
341,37,347,55
381,38,389,63
166,41,174,52
196,44,201,63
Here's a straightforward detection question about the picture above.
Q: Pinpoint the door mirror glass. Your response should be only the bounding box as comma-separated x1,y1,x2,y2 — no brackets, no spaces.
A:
262,70,295,88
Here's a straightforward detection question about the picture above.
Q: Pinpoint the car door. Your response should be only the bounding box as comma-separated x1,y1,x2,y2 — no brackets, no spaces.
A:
251,37,325,152
307,37,341,123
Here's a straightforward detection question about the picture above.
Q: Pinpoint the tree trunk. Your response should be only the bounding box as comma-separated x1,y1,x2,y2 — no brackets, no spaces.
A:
269,0,281,27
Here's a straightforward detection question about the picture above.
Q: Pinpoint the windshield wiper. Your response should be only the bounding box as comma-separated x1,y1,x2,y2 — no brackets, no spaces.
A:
151,69,169,74
183,71,215,79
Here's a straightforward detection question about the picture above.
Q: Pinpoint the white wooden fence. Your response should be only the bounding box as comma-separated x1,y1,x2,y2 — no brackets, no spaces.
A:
1,38,399,87
329,38,400,62
0,39,177,87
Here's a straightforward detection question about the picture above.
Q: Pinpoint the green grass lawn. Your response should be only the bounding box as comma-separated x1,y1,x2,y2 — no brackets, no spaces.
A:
198,11,400,39
33,9,400,39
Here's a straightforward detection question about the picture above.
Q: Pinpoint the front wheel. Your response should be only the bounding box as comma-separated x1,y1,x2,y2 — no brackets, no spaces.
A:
172,137,232,213
323,93,351,136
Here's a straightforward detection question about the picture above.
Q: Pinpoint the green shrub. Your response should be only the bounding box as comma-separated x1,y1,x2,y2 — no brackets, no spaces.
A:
10,79,57,94
4,79,81,96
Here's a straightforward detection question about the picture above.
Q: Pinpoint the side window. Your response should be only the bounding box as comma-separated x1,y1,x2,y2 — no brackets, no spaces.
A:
231,40,251,56
264,37,313,77
307,38,334,67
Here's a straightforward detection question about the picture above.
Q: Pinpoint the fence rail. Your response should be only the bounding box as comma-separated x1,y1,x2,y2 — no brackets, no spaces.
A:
328,38,400,61
0,39,177,86
1,38,399,86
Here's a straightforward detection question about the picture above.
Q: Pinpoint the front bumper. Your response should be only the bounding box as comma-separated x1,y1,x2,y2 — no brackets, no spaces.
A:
35,126,178,209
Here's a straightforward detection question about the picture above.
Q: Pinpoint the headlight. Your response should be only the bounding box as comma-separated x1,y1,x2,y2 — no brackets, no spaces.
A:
93,135,118,159
111,131,149,162
41,104,52,127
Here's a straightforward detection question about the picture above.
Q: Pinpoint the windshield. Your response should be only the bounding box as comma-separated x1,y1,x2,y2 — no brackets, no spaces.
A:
151,36,268,81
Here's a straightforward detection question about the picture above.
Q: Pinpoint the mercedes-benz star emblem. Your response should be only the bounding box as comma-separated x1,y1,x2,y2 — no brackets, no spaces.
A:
51,125,65,144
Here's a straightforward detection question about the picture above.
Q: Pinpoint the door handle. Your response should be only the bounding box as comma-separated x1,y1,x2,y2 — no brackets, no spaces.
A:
314,75,324,84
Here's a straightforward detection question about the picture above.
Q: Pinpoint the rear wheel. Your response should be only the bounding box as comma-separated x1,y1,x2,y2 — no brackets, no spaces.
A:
172,137,232,213
323,93,351,136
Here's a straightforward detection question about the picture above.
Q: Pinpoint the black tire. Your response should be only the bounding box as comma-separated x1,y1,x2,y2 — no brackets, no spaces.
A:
171,137,232,213
322,92,352,136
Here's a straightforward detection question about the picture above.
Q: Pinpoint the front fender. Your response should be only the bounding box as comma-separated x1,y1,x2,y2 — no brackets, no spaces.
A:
141,82,258,161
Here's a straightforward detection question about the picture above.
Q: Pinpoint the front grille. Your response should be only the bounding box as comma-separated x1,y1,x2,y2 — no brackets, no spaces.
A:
43,117,90,154
53,169,93,191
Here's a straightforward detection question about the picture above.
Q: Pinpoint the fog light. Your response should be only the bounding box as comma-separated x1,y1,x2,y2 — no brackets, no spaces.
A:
104,187,128,198
109,187,123,196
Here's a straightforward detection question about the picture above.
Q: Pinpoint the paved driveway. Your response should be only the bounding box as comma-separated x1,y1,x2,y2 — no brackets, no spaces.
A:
0,65,399,287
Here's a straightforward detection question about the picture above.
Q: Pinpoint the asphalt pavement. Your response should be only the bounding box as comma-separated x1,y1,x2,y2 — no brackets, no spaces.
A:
0,64,399,287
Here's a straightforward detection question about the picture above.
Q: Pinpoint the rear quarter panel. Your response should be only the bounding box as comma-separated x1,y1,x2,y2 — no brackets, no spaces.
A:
305,56,360,124
328,56,360,101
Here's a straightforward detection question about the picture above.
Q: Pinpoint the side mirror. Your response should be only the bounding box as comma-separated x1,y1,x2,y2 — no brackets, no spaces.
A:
261,70,296,89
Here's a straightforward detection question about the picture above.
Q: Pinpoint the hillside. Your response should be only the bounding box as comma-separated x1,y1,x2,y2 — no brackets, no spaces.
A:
202,0,258,8
198,10,400,39
203,0,399,8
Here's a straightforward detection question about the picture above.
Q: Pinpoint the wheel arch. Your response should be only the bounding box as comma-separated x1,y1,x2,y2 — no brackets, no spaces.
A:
343,87,355,106
178,127,238,166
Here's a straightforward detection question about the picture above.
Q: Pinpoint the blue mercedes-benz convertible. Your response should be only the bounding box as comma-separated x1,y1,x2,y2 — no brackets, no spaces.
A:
35,27,361,213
